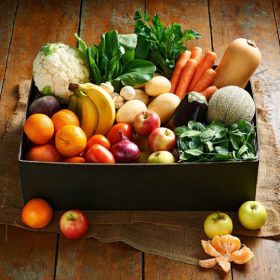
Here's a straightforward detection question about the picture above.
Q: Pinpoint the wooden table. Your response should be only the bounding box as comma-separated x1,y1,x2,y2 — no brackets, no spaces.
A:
0,0,280,279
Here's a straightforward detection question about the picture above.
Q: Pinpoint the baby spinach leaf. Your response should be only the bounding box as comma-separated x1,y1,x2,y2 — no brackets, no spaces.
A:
175,120,257,162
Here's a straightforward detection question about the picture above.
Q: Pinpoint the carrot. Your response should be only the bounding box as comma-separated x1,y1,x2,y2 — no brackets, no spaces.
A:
170,50,191,93
175,58,198,100
187,51,217,92
190,46,203,62
201,85,218,100
193,68,217,92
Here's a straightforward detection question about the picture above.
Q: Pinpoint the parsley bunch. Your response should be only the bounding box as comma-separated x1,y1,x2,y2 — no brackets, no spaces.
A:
134,10,201,78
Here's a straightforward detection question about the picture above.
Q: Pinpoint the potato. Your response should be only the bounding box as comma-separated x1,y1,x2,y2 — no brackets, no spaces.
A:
133,73,162,89
145,76,171,97
133,89,149,105
148,93,180,124
116,100,147,125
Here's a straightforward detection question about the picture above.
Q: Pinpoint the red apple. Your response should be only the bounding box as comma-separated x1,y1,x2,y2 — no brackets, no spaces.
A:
148,127,176,152
60,210,89,239
133,110,160,136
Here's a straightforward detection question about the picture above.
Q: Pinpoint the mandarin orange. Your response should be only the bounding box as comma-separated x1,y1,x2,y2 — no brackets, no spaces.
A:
26,144,62,162
22,198,53,229
51,109,80,133
55,125,87,157
24,113,54,144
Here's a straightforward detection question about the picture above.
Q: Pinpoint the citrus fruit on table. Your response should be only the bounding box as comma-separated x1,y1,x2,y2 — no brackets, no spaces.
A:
21,198,53,229
55,124,87,157
26,144,62,162
51,109,80,133
24,113,54,144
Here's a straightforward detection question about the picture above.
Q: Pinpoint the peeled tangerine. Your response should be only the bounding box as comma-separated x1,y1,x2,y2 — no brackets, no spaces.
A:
199,234,254,273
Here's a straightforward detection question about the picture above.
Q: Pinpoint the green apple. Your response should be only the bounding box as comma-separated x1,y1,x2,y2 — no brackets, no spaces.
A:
238,201,267,230
203,212,233,239
147,151,175,164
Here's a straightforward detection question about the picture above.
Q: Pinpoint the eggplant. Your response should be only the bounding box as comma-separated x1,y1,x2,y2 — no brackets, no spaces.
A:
169,92,208,128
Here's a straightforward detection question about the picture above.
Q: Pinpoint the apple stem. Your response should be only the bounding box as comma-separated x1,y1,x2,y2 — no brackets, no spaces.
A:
68,213,76,221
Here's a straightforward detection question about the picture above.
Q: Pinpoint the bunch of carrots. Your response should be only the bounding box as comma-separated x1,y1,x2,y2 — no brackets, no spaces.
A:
171,46,217,100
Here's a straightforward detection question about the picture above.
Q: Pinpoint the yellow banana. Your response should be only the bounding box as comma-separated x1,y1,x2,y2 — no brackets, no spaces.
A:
68,94,78,114
77,91,99,139
78,83,115,135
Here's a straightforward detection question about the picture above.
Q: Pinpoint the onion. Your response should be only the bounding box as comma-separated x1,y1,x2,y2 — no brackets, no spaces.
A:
111,131,140,163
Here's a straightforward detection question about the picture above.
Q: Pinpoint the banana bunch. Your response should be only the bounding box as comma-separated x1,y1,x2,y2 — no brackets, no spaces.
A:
68,83,115,138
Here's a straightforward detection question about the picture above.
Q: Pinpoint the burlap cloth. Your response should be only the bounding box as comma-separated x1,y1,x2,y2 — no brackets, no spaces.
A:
0,79,279,265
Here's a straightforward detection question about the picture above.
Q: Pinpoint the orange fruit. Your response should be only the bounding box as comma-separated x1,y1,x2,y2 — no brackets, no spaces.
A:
24,113,54,144
199,234,254,273
55,125,87,157
51,109,80,133
22,198,53,229
26,144,62,162
63,156,85,163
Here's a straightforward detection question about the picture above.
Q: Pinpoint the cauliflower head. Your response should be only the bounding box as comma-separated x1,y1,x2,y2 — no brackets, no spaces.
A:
33,43,90,103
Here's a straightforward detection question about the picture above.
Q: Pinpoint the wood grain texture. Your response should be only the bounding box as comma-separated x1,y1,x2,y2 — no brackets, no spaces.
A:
55,237,142,280
0,0,81,140
232,237,280,280
273,0,280,42
0,225,57,280
146,0,212,50
0,0,18,94
210,1,280,277
145,254,232,280
80,0,145,44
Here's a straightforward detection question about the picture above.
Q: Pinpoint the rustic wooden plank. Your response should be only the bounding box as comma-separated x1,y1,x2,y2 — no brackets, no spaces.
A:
0,225,57,280
146,0,212,50
273,0,280,42
143,1,220,278
80,0,145,44
232,237,280,280
55,237,142,280
0,0,18,94
0,0,81,140
145,254,232,280
210,0,280,277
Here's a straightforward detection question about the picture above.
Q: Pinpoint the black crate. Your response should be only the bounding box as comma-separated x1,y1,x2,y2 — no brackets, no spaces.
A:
18,81,259,211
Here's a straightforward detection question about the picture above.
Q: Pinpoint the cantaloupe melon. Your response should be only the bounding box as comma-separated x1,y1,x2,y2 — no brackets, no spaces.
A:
207,86,255,125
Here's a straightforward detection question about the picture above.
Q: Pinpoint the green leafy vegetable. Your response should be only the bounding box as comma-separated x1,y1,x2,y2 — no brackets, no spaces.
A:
134,10,201,78
75,31,156,90
175,120,257,162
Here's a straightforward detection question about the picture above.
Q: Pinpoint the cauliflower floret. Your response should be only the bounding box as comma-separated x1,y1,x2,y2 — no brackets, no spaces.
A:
33,43,90,104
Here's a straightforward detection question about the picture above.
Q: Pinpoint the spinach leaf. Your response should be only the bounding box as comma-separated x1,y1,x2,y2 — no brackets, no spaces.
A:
175,120,257,162
113,59,156,86
75,31,156,88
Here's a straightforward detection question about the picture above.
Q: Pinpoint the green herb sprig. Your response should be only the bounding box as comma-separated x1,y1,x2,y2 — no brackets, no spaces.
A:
175,120,257,162
134,10,201,78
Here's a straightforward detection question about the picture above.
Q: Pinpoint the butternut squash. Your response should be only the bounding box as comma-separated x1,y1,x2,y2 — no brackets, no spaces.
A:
214,38,262,89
